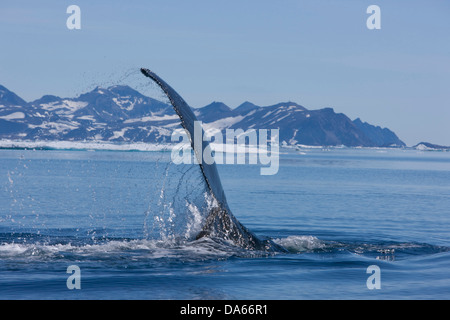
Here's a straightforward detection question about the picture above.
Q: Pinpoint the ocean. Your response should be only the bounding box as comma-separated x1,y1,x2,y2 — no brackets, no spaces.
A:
0,147,449,300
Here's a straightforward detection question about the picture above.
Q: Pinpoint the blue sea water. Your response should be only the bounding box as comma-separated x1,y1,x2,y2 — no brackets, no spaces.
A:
0,147,449,300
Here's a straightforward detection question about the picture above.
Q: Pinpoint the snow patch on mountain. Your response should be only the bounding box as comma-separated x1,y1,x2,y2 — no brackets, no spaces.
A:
0,112,25,120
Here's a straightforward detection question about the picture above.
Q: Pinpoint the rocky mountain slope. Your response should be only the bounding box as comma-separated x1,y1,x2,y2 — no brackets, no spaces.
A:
0,84,405,147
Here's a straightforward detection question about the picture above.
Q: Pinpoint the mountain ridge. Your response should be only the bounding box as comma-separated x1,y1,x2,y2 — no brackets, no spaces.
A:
0,84,406,148
413,142,450,151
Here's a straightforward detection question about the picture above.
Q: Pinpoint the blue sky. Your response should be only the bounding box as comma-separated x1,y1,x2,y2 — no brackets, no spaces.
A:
1,0,449,146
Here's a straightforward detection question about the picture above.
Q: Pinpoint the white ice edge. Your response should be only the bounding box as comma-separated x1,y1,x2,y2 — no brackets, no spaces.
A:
0,139,282,154
0,139,416,153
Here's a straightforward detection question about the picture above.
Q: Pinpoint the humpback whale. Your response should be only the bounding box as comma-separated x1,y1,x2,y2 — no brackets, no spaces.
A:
140,68,285,252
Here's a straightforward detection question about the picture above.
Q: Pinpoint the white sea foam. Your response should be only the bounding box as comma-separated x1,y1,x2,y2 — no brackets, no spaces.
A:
0,237,253,261
273,235,327,253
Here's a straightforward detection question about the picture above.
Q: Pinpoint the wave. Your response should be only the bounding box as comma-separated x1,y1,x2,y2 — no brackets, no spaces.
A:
273,235,328,252
1,233,447,263
273,235,449,261
0,236,263,262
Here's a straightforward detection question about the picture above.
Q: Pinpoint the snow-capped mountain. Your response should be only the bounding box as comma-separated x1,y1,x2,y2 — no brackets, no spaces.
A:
194,101,405,147
413,142,450,151
0,84,405,147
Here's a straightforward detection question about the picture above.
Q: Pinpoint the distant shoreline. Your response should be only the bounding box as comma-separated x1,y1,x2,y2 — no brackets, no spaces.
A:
0,139,448,153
